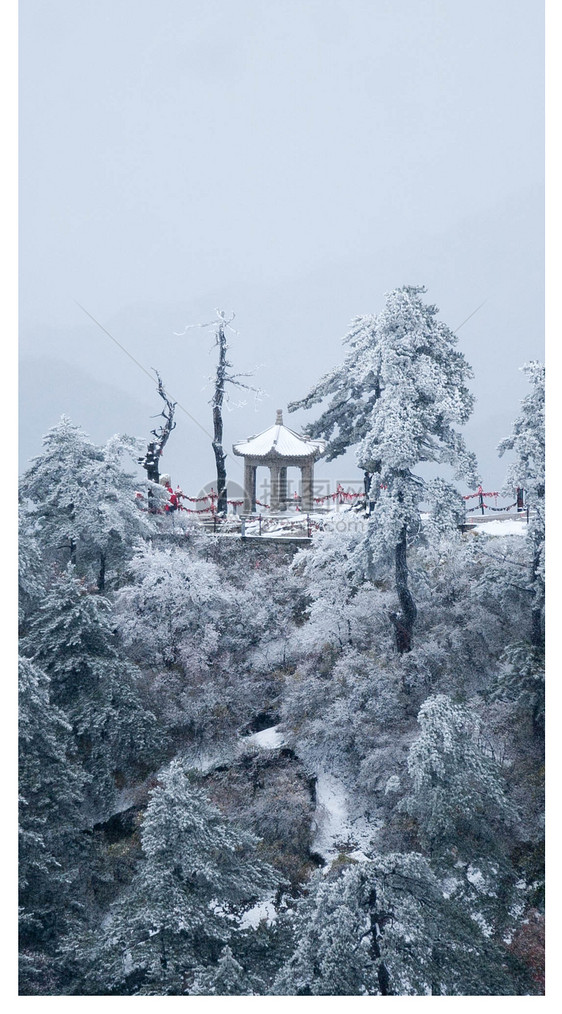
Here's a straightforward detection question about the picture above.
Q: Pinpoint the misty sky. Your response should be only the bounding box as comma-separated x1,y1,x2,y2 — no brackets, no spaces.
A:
19,0,544,501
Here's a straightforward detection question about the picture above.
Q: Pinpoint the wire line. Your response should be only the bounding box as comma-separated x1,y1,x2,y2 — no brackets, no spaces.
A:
74,300,214,439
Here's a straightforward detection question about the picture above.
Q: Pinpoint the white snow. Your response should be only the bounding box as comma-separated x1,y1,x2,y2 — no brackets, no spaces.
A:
183,726,286,774
242,733,379,866
472,519,527,536
240,898,278,929
313,768,349,856
466,866,486,889
233,421,325,458
244,725,286,750
312,767,378,865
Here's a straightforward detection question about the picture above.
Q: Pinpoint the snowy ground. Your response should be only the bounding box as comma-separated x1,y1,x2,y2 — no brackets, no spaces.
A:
470,519,527,536
206,508,529,540
244,725,286,750
237,725,379,868
312,767,379,865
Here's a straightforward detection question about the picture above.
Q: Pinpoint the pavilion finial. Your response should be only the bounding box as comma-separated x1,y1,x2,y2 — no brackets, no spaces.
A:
275,409,284,425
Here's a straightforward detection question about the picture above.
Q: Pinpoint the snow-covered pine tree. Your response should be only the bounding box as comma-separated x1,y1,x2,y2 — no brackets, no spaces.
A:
398,694,523,940
190,945,265,995
498,361,544,649
67,758,279,995
18,657,87,992
24,566,162,819
18,510,46,635
399,694,518,855
273,867,377,995
495,363,545,736
290,286,479,651
20,417,157,591
274,855,529,996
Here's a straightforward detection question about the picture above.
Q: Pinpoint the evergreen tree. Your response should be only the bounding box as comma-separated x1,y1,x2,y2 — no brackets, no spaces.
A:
19,658,86,991
18,510,46,634
273,868,376,995
498,361,545,649
274,856,529,996
24,566,162,819
67,758,279,995
20,417,155,590
190,945,265,995
400,694,518,855
399,695,522,938
291,286,478,651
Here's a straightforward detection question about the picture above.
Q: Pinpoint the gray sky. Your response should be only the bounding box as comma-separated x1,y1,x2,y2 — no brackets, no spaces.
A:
19,0,544,500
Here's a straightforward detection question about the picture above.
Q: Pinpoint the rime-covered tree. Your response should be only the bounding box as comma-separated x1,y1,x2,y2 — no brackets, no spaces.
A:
190,945,264,996
290,286,478,651
398,694,523,939
67,758,279,995
273,867,377,995
24,566,161,819
18,511,46,634
274,856,529,996
19,658,87,992
288,528,388,654
20,417,156,590
498,362,545,650
114,541,285,747
400,695,518,855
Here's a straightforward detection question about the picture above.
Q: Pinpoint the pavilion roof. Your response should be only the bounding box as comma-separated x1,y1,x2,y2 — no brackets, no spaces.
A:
233,411,325,460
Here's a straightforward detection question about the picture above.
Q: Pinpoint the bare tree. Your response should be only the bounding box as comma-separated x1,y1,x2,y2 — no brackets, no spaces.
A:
175,310,259,516
139,370,177,484
210,313,260,514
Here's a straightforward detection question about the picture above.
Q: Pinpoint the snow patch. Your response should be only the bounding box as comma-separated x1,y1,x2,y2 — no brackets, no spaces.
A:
240,898,278,929
312,767,378,865
244,725,286,750
472,520,527,536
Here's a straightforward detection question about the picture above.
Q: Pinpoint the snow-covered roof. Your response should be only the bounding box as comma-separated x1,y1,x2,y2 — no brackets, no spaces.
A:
233,410,325,460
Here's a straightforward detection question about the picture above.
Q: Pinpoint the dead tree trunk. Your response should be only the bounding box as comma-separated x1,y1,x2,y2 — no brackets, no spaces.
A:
389,526,417,654
212,323,228,516
139,371,176,508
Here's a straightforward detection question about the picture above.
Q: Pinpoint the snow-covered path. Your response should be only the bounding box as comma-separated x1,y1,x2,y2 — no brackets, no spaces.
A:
312,767,378,865
236,725,379,866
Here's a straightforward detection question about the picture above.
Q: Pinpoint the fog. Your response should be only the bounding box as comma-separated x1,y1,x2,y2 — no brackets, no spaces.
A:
19,0,543,499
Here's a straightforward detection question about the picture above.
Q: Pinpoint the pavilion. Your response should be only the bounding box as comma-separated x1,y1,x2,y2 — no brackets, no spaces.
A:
233,410,325,513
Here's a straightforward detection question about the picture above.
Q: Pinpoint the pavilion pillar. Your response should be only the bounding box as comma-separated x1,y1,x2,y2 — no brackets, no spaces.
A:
244,460,256,513
279,467,288,511
270,463,281,511
301,460,314,511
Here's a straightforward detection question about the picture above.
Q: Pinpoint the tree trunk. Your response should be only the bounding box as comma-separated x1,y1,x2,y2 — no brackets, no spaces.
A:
364,884,394,995
389,526,417,653
144,442,160,483
140,374,176,498
530,538,544,650
430,944,442,995
160,928,168,969
98,551,106,593
212,325,228,515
